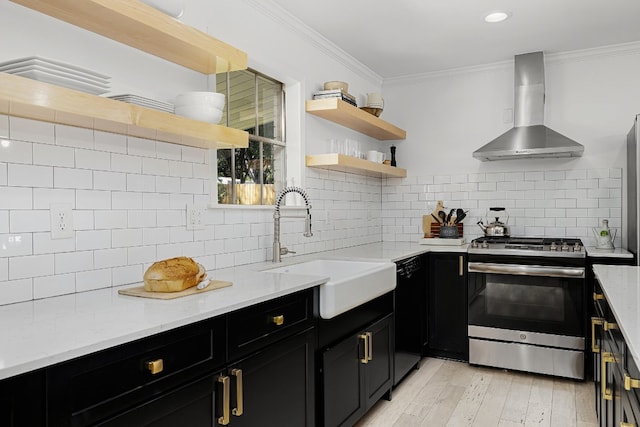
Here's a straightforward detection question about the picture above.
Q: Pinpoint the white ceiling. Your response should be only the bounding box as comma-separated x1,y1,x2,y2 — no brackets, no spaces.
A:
271,0,640,78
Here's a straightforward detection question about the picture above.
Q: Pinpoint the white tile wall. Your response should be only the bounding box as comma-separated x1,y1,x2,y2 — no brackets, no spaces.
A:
382,168,623,247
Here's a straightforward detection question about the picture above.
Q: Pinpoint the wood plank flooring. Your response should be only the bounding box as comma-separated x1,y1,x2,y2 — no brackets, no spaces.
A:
354,359,597,427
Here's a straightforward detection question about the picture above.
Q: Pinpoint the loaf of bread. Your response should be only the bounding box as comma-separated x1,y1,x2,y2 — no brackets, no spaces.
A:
143,256,207,292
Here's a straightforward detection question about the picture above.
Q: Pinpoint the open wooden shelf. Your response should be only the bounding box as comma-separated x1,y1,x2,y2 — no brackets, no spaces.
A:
306,153,407,178
0,73,248,149
306,98,406,141
10,0,248,74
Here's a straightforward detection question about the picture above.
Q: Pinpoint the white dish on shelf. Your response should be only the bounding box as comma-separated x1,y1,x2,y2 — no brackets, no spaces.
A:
2,65,110,88
0,56,110,81
140,0,184,18
10,69,109,95
174,104,223,123
108,94,174,113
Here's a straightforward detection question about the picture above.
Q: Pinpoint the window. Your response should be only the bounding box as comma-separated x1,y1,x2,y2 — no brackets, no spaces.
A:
216,69,285,205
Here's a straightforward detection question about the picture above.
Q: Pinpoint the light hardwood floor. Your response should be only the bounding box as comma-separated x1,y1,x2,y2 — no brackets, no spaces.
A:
354,358,598,427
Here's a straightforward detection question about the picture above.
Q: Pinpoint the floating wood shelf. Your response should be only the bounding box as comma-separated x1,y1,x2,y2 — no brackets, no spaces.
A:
305,98,406,141
10,0,248,74
306,153,407,178
0,73,248,149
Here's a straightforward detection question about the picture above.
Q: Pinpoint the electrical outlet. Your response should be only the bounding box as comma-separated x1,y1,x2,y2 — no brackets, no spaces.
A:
50,203,74,239
186,205,205,230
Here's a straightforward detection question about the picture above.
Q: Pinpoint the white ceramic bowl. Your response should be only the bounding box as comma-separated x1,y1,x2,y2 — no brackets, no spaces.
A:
323,81,349,92
174,91,225,109
174,104,223,123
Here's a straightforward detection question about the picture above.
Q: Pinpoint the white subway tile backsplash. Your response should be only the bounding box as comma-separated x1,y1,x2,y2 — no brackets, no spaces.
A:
33,273,75,299
142,193,170,210
169,227,193,243
156,176,181,193
33,143,74,167
193,163,210,179
127,174,155,192
157,210,183,227
156,142,182,160
1,139,33,164
76,268,111,292
10,210,49,233
0,211,7,234
112,264,143,286
76,190,111,210
55,167,92,189
599,178,622,189
128,210,156,228
182,146,206,163
181,178,204,194
128,137,156,157
33,232,76,254
8,164,53,188
0,258,7,281
112,192,143,210
94,171,127,191
95,210,127,229
566,169,586,180
9,254,54,279
55,251,93,274
143,228,170,245
55,125,93,149
143,158,170,176
544,171,565,180
74,210,95,231
127,245,157,264
112,228,143,247
0,163,6,186
0,279,33,305
0,115,8,138
94,248,127,269
111,153,142,173
0,234,32,257
0,187,32,209
168,160,193,178
95,131,127,154
10,118,54,144
76,148,111,170
587,169,611,179
76,230,111,250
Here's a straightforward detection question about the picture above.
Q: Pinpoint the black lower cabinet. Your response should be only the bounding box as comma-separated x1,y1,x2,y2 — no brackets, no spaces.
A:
321,313,393,427
427,253,468,361
0,370,45,427
223,327,315,427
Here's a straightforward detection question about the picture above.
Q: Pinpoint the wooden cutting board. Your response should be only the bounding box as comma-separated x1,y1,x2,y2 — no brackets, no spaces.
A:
118,280,233,300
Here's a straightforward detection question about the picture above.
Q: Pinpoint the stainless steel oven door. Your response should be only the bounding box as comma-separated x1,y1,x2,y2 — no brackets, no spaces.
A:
467,262,585,337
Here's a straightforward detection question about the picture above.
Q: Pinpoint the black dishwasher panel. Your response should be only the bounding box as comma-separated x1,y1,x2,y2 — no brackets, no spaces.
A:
394,254,428,386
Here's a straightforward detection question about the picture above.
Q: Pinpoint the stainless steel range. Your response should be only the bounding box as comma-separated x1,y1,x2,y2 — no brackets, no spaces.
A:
467,236,587,379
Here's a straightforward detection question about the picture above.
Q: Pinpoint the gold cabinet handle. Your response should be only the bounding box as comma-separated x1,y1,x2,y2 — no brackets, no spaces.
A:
271,315,284,326
366,332,373,362
459,256,464,277
624,372,640,391
594,292,605,301
231,369,243,417
359,334,369,364
604,321,618,331
602,352,615,401
591,317,604,353
218,375,230,425
146,358,164,375
621,422,636,427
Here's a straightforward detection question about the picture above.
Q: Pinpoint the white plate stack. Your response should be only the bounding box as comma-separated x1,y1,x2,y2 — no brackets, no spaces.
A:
0,56,110,95
108,94,174,114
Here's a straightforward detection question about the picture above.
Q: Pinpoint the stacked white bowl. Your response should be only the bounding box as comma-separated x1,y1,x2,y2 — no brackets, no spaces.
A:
174,91,225,124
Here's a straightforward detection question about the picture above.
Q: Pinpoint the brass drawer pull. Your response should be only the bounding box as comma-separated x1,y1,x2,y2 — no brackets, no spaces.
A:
218,375,230,425
360,334,369,364
459,256,464,277
591,317,604,353
602,351,615,401
366,332,373,362
146,358,164,375
624,372,640,391
271,315,284,326
594,292,605,301
231,369,244,417
621,422,636,427
604,321,618,331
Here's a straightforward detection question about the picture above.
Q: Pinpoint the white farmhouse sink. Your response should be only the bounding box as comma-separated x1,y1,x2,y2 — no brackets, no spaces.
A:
264,259,396,319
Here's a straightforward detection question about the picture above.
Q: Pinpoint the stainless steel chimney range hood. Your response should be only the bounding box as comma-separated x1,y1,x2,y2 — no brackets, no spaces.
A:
473,51,584,161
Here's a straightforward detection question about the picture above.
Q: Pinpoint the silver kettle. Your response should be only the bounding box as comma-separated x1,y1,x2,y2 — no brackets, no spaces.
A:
477,207,510,237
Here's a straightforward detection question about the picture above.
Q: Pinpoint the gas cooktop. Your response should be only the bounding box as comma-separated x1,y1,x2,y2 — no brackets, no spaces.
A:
469,237,585,258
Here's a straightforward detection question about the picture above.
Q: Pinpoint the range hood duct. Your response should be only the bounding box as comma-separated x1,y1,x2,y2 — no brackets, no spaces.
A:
473,51,584,161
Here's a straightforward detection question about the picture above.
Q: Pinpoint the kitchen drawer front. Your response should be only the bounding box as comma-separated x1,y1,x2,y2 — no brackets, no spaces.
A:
227,288,315,361
47,316,226,427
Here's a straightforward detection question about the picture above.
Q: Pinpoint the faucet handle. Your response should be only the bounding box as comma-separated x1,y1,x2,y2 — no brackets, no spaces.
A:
280,247,296,256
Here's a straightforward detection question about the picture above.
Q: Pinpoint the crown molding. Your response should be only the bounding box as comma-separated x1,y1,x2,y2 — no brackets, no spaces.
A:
384,40,640,87
242,0,383,87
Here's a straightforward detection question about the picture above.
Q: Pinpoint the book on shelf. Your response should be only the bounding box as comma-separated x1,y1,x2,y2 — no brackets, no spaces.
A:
312,91,357,107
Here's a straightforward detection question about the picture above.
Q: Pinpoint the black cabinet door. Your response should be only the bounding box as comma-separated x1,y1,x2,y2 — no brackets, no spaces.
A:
322,332,365,427
427,253,468,361
364,314,393,409
224,327,315,427
0,370,44,427
96,374,216,427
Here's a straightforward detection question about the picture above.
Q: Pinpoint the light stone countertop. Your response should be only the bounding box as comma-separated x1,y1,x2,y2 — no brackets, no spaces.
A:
593,264,640,368
586,246,634,259
0,242,467,381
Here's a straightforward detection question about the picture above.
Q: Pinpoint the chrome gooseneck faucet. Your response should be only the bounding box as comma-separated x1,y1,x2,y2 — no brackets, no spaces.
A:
273,186,312,262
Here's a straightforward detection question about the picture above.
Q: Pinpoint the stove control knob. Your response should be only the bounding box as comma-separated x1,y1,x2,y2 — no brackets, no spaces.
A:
481,241,489,249
550,242,558,251
561,243,570,252
573,243,582,252
471,240,479,248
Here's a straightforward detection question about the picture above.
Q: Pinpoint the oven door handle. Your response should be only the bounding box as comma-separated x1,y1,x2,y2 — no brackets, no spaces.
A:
468,262,585,278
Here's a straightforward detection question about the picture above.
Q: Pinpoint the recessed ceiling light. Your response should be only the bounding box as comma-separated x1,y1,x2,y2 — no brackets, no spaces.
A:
484,11,511,23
